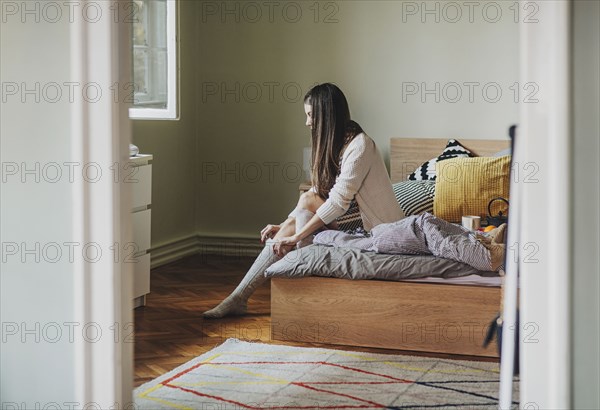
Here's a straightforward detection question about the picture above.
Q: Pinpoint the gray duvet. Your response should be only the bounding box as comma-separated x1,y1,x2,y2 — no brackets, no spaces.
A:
264,244,497,281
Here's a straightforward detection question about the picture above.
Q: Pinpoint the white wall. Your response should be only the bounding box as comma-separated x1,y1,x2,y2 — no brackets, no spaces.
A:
131,1,520,248
194,0,520,239
1,6,76,403
1,1,132,405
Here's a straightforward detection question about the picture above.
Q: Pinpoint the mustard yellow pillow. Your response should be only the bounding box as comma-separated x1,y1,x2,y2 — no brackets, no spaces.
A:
433,156,511,223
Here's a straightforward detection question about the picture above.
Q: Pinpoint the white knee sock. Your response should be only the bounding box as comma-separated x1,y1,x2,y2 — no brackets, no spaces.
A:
203,241,280,319
204,208,315,319
293,209,316,248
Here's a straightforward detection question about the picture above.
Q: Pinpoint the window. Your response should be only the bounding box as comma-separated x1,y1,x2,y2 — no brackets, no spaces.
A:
129,0,178,120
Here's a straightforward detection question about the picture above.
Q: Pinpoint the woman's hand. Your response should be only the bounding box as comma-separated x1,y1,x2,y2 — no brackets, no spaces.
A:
260,224,280,243
272,235,300,257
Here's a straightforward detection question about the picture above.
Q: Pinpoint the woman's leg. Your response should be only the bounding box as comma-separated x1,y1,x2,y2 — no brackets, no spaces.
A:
292,191,328,248
419,213,506,271
281,191,327,248
202,240,280,318
203,191,324,319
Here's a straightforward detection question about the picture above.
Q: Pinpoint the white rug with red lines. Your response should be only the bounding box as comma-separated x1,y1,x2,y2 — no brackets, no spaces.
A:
135,338,519,409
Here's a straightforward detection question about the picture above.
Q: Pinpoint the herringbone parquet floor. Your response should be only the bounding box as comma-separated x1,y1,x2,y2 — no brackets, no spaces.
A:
134,253,496,387
134,253,270,387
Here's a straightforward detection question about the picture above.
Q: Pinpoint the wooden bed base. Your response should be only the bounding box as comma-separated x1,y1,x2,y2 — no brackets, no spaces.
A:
271,277,501,358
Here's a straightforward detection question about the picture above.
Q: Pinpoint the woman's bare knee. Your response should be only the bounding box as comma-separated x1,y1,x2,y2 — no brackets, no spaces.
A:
297,191,324,214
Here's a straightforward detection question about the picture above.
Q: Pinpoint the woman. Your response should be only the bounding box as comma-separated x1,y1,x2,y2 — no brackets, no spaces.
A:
203,83,404,318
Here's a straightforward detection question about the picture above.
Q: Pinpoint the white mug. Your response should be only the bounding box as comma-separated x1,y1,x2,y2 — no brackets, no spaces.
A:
462,215,481,231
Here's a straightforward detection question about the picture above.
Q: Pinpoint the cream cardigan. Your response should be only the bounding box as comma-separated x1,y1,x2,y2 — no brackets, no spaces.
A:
314,133,404,231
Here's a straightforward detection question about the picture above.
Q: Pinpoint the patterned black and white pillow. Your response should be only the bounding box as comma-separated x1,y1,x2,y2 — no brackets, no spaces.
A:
393,180,436,216
408,139,473,181
335,200,364,232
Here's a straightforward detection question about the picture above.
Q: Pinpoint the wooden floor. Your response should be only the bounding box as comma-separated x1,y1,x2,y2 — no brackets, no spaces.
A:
134,253,497,387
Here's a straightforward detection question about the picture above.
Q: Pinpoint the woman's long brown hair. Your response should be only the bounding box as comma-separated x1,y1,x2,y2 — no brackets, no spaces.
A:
304,83,363,200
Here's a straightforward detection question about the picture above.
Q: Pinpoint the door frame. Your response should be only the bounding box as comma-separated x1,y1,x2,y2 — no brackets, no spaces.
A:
509,1,572,408
71,0,134,406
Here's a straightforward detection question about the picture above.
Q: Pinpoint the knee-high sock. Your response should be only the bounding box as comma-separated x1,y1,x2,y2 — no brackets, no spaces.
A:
292,208,315,248
474,223,507,271
204,208,316,319
487,223,507,244
203,241,280,319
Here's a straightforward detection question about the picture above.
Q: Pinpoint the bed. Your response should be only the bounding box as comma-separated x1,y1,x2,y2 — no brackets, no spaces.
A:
270,138,510,358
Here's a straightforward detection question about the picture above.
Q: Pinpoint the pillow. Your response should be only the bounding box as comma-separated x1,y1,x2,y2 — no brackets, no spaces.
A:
433,156,511,223
392,180,436,216
335,200,363,232
408,139,473,180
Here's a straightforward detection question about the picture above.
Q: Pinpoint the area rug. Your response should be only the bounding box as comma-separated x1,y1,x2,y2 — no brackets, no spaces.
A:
135,338,519,409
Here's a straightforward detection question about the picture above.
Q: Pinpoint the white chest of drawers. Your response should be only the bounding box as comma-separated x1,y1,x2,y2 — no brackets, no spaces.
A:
129,154,152,308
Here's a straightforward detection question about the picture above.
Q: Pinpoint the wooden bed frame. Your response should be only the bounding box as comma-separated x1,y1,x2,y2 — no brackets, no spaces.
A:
271,138,510,358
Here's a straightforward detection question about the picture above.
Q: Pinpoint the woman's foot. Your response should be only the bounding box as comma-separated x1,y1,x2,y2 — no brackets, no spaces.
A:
487,223,507,244
203,295,247,319
202,242,280,319
487,242,506,271
475,236,506,271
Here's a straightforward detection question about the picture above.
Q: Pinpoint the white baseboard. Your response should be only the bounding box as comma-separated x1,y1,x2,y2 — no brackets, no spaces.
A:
150,235,263,269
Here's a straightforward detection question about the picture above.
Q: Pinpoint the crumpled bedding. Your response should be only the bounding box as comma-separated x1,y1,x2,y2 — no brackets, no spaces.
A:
265,213,499,281
312,213,495,272
264,244,497,281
